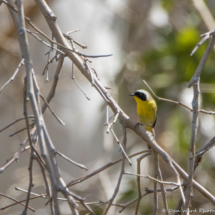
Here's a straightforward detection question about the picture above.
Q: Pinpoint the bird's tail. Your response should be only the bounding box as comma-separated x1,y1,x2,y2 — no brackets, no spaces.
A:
145,126,155,137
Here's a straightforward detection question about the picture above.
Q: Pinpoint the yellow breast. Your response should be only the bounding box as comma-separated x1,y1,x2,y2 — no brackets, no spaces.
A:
134,97,157,128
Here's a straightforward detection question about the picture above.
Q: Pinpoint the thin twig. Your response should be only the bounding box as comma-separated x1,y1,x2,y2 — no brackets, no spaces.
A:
0,137,29,173
110,127,132,165
118,186,179,213
71,62,90,100
43,52,58,76
9,123,34,137
106,112,120,133
1,0,112,59
67,150,150,187
188,36,215,87
66,29,80,35
0,58,24,93
0,115,34,133
26,29,65,55
0,193,35,212
102,126,127,215
125,172,180,187
34,155,54,214
135,152,151,215
194,136,215,170
143,80,215,115
39,93,65,126
63,33,87,49
156,156,169,215
55,150,88,170
153,151,158,215
191,0,215,56
44,48,51,81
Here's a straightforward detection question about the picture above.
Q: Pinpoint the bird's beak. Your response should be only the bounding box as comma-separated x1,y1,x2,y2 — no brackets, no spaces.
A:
130,94,134,96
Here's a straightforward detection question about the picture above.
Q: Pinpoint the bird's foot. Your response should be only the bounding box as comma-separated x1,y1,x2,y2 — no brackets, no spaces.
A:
134,122,143,130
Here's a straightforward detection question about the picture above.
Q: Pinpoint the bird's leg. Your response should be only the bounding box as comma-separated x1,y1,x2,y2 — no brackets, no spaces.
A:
134,122,143,130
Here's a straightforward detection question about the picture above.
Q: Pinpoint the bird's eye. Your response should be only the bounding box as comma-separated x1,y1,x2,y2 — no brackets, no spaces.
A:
139,93,147,101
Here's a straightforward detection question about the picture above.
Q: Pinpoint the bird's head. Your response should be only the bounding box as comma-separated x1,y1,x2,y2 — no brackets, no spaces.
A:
130,90,151,101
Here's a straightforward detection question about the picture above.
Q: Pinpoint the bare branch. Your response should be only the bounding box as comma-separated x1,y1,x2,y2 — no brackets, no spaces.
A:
110,127,132,165
125,172,180,187
63,33,87,49
153,152,158,215
71,62,90,100
188,36,215,87
143,80,215,115
9,123,34,137
0,115,34,133
156,156,169,215
26,29,65,55
39,93,65,126
21,74,35,215
1,0,111,59
135,152,151,215
55,150,88,170
0,193,35,212
102,126,127,215
0,58,24,93
67,150,150,187
184,79,200,211
33,0,215,207
195,136,215,170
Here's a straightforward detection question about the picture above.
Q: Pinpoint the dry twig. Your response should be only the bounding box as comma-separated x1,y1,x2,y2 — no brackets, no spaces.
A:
0,58,24,93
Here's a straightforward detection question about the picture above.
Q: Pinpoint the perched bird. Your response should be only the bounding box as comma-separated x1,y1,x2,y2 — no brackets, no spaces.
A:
130,90,157,136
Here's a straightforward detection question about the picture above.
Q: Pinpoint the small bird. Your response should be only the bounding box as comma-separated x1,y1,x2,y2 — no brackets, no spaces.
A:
130,90,157,136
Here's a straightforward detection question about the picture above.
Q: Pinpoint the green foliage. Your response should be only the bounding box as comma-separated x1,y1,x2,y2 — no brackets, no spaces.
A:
136,24,215,153
119,1,215,212
139,27,209,85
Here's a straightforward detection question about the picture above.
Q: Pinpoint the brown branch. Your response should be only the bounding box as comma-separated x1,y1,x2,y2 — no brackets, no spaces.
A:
9,123,34,137
0,193,35,212
0,115,34,133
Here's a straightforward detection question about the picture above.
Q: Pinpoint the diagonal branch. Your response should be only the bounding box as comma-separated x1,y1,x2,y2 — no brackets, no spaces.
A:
34,0,215,207
0,58,24,93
